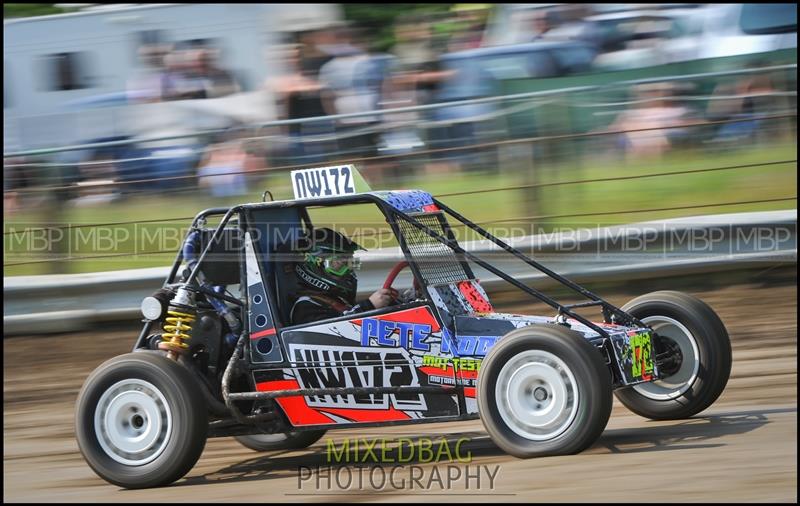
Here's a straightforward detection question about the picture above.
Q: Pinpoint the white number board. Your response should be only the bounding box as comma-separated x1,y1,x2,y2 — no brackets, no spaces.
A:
291,165,356,200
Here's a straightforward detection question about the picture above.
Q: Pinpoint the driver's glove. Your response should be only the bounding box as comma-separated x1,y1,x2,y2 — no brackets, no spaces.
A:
398,288,418,304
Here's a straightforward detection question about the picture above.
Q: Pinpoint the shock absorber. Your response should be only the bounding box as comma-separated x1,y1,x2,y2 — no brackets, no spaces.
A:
158,287,197,361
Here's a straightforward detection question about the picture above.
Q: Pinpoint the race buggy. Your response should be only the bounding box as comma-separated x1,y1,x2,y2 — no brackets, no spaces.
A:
75,165,732,489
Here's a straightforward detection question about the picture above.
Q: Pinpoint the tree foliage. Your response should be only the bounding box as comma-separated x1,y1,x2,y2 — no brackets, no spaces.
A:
342,3,454,52
3,3,75,19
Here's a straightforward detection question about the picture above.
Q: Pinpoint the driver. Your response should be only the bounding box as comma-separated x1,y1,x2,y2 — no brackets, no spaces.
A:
290,228,398,325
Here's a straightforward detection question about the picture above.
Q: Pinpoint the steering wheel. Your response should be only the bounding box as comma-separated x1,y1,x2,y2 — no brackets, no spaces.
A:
383,261,421,298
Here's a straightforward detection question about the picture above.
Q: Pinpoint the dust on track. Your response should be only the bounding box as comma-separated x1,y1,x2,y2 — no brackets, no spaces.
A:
3,282,797,502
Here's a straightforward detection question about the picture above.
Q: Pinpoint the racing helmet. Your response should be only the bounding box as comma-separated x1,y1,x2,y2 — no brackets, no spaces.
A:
294,227,364,304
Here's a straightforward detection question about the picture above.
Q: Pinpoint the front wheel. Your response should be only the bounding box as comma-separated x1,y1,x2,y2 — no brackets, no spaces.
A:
477,324,612,458
235,430,327,452
75,352,208,489
615,290,732,420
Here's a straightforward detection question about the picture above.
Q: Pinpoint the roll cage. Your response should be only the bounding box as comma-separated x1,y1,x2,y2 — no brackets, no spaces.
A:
133,190,644,353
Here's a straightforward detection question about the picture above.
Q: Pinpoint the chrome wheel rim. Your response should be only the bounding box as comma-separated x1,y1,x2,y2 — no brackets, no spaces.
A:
495,349,578,441
634,316,700,400
94,379,172,466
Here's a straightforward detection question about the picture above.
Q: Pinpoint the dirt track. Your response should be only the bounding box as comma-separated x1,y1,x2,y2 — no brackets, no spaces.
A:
3,282,797,502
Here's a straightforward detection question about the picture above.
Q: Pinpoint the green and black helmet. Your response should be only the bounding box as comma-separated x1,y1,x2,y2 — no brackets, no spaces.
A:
294,228,364,304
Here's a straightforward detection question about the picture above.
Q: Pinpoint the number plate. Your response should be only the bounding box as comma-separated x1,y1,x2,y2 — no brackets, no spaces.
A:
291,165,356,200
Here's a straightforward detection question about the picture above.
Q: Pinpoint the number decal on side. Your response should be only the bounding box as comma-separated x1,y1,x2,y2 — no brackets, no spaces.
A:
630,333,654,381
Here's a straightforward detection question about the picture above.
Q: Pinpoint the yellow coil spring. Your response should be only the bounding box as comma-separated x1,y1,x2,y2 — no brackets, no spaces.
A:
160,310,196,351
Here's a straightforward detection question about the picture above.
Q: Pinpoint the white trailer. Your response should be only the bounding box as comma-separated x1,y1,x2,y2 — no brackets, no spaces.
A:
3,3,342,151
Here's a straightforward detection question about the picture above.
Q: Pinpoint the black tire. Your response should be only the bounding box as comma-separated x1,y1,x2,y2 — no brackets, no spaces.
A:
615,290,732,420
477,324,612,458
75,352,208,489
234,430,327,452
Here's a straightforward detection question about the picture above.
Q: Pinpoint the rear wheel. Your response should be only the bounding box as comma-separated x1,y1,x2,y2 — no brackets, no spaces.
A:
235,430,327,452
615,291,732,420
477,324,612,458
75,352,208,489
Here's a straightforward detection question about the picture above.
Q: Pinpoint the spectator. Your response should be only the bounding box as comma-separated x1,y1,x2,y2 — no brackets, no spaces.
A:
707,66,776,143
388,13,455,105
268,43,335,166
528,9,559,42
392,14,437,76
295,25,353,77
73,153,119,206
447,4,490,50
127,43,171,103
241,136,267,188
608,83,693,158
196,131,249,198
161,41,241,100
195,46,241,98
543,5,602,49
161,43,202,100
3,157,33,216
318,27,392,163
378,14,437,158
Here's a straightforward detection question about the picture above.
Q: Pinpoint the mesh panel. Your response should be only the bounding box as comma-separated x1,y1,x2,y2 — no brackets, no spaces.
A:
397,213,471,286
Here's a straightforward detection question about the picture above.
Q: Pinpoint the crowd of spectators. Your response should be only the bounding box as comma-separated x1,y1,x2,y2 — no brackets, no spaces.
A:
4,4,792,214
127,39,241,103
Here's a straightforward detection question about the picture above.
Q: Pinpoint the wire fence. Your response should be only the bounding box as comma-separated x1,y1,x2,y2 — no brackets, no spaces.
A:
6,89,794,176
3,75,797,164
3,158,796,236
4,113,797,194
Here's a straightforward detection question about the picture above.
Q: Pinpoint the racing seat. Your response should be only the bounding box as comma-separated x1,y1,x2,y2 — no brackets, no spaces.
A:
249,206,306,327
272,245,303,326
195,228,242,286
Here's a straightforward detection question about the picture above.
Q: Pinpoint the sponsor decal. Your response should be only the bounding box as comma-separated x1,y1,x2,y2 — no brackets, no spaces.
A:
422,355,482,372
457,280,493,313
428,375,457,386
288,344,426,411
425,374,476,389
361,319,432,351
295,264,331,291
421,355,480,394
630,332,654,381
441,335,500,357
